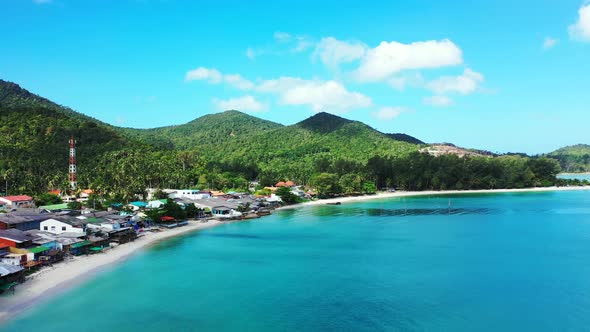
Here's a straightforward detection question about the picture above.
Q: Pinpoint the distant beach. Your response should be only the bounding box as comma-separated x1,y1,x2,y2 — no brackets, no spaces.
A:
280,186,590,210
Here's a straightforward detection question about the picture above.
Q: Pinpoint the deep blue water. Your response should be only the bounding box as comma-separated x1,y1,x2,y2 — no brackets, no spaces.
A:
2,191,590,331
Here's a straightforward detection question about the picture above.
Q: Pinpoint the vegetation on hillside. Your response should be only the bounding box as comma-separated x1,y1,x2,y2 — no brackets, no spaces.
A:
547,144,590,172
0,79,580,203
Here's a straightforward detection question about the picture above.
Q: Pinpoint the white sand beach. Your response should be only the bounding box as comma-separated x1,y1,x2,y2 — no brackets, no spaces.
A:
279,186,590,210
0,219,223,325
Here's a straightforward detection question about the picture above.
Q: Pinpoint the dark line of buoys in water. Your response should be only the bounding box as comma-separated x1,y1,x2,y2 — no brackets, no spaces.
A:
307,207,498,217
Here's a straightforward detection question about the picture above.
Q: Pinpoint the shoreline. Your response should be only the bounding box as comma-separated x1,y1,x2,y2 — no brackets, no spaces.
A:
0,219,224,326
279,185,590,210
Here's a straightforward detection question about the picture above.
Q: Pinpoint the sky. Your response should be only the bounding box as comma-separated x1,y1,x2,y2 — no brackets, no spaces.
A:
1,0,589,154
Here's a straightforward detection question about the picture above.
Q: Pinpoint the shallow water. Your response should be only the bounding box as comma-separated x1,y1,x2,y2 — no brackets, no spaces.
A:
558,173,590,181
3,191,590,331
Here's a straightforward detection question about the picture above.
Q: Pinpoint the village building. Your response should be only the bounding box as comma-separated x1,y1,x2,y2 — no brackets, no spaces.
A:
147,199,167,209
0,212,55,231
0,229,34,249
40,218,85,235
168,189,211,200
39,203,69,212
0,263,24,293
0,195,35,209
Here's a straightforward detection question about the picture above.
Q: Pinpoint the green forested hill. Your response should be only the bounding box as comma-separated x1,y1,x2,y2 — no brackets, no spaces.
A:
0,79,568,198
120,110,284,150
0,80,150,194
548,144,590,172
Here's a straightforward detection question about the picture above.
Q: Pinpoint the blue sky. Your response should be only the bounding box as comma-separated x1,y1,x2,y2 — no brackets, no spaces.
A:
1,0,589,154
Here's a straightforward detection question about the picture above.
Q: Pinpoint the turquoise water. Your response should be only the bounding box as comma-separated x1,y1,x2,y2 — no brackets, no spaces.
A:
558,173,590,181
3,191,590,331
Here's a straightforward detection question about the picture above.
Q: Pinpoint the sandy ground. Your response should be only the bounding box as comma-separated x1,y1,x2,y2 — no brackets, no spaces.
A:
279,185,590,210
0,219,223,325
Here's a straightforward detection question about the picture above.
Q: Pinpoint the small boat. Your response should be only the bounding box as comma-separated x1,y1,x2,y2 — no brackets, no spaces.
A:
327,202,341,205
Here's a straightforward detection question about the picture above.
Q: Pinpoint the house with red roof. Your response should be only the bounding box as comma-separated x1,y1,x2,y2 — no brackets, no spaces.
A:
0,196,34,209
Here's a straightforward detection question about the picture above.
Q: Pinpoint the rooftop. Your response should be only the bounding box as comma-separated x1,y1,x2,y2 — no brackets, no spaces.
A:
0,229,33,243
0,263,24,277
0,195,33,202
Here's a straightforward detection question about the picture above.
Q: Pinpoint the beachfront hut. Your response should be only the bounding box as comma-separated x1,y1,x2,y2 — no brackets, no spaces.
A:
28,246,50,260
108,227,137,244
211,206,242,219
0,229,34,248
0,263,24,293
69,240,92,256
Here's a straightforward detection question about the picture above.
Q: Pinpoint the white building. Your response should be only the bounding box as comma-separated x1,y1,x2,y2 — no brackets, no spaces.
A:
169,189,211,200
147,200,166,209
40,218,85,235
0,195,34,209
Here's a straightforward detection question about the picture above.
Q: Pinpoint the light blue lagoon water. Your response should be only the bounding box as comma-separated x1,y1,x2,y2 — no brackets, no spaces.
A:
3,191,590,331
558,173,590,181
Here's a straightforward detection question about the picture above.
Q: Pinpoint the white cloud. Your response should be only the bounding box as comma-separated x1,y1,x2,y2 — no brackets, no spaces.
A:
423,95,453,107
313,37,367,69
426,68,483,95
274,31,292,43
569,4,590,41
213,96,268,112
185,67,254,90
277,80,373,113
372,107,406,120
543,37,559,49
33,0,52,3
354,39,463,82
185,67,222,83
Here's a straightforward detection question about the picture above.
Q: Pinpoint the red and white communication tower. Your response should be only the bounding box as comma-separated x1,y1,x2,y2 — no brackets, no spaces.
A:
68,136,77,190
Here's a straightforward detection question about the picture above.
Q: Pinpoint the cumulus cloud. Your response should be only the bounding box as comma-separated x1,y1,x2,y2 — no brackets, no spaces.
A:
372,107,406,120
423,95,453,107
213,96,268,112
278,80,372,113
354,39,463,82
313,37,367,69
186,67,371,113
185,67,254,90
426,68,483,95
569,4,590,41
543,37,559,49
185,67,222,83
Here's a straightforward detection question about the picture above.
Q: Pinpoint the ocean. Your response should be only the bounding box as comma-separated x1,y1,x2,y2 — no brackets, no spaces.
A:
2,191,590,331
